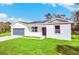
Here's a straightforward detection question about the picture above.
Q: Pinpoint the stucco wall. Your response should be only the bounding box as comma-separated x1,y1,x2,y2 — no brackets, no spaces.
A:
46,24,71,40
11,23,71,40
11,23,43,37
11,23,26,36
25,25,43,37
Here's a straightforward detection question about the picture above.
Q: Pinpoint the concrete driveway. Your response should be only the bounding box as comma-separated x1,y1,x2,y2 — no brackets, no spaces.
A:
0,35,22,42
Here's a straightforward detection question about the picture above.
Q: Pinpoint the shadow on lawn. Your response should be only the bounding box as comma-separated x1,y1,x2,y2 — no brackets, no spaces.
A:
57,45,79,55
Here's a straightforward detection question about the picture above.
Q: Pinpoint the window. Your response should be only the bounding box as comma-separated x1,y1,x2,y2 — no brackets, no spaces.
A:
55,25,60,33
32,27,38,32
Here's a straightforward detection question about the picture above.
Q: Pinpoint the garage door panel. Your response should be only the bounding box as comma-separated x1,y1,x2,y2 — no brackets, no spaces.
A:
13,28,24,36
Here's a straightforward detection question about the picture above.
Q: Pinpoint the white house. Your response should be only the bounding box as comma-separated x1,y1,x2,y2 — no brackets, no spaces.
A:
11,17,72,40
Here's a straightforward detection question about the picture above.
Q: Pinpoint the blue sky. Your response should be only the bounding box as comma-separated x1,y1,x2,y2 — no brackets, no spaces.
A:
0,3,79,22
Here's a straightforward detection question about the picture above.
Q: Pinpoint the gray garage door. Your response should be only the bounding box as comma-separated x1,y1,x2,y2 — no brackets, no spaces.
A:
13,28,24,36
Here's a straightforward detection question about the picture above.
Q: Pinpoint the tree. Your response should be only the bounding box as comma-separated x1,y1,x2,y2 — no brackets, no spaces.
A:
45,13,52,20
45,13,65,20
0,22,11,33
5,22,11,31
72,10,79,34
55,14,65,18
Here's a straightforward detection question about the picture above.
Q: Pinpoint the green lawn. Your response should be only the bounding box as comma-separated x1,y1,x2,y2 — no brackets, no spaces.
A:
0,34,79,55
72,34,79,41
0,32,11,37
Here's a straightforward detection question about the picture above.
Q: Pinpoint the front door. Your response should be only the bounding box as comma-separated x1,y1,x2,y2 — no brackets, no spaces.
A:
42,27,46,36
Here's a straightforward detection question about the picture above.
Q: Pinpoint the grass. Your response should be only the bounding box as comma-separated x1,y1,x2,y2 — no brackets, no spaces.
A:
0,32,11,37
0,34,79,55
57,45,79,55
72,34,79,41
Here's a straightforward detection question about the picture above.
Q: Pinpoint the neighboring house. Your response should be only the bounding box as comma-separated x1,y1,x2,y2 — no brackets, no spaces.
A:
11,17,72,40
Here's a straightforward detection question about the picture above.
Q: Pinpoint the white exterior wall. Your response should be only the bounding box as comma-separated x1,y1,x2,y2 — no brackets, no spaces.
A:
11,23,71,40
11,23,27,36
11,23,43,37
25,25,43,37
46,24,71,40
25,26,42,37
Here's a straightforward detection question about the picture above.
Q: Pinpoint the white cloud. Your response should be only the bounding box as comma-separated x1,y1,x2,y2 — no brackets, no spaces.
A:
43,3,57,7
0,3,14,6
0,13,8,22
0,13,26,23
61,3,75,6
0,3,13,5
46,3,79,12
0,13,8,18
47,3,57,7
59,3,78,12
9,17,26,23
63,5,76,11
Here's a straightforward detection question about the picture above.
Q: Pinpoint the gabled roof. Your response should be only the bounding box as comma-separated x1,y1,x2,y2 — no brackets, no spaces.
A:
17,17,72,25
46,18,73,24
